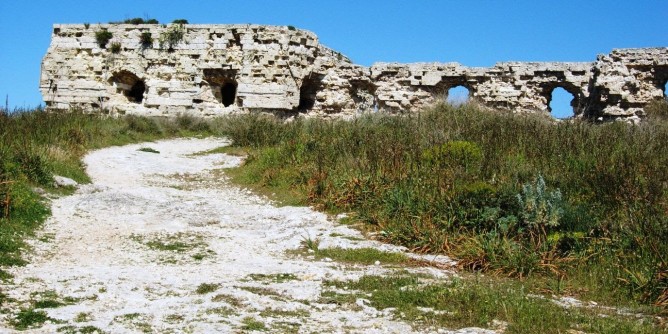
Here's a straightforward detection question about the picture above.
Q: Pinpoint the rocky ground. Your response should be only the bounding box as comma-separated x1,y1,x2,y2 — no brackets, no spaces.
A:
0,137,495,333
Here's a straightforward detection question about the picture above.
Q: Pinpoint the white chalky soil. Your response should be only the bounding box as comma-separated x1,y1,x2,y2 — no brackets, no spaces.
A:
0,137,493,334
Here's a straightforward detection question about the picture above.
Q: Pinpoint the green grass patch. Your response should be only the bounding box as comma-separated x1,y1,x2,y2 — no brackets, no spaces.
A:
195,283,220,294
248,273,298,283
324,274,665,333
137,147,160,154
241,316,267,331
238,286,283,298
131,232,205,253
57,325,107,334
190,145,246,157
314,247,410,265
12,308,53,330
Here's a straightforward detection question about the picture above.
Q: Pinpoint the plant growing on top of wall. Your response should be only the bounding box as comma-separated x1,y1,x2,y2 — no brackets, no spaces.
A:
172,19,189,24
83,22,90,29
140,32,153,48
95,29,113,48
123,17,159,24
159,23,185,51
287,25,296,31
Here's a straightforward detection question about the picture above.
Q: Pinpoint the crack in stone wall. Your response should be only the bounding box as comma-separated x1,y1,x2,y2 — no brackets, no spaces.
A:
41,24,668,120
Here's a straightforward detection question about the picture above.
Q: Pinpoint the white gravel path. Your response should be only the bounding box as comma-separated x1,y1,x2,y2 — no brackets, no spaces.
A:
0,137,495,334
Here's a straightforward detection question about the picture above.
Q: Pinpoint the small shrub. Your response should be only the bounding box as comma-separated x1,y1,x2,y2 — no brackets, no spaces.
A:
124,17,145,24
516,175,563,241
95,29,113,48
139,32,153,47
287,25,296,31
159,24,185,51
172,19,189,24
83,23,90,29
109,42,121,54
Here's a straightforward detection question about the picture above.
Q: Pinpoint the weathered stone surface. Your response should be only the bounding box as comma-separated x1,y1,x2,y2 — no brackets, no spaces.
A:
41,24,668,120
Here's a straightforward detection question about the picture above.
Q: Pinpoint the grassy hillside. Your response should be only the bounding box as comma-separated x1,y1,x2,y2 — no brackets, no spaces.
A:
218,101,668,312
1,102,667,331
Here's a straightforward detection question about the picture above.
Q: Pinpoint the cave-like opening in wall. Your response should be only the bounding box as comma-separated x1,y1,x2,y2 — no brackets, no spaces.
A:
203,68,239,107
109,71,146,104
128,81,146,103
549,87,576,119
445,85,470,106
221,82,237,107
298,74,324,111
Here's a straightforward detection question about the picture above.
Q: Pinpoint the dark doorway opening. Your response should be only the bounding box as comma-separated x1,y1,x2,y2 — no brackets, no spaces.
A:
128,80,146,103
221,82,237,107
298,75,324,111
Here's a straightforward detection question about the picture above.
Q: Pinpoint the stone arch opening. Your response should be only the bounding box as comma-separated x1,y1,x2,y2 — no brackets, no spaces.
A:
109,71,146,104
298,74,324,111
203,68,239,107
445,85,471,105
548,86,577,119
221,82,237,107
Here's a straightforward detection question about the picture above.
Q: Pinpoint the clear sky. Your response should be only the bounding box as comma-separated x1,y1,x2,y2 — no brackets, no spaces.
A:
1,1,666,117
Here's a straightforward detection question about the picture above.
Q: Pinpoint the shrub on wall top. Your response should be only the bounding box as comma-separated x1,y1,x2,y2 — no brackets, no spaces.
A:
95,29,113,48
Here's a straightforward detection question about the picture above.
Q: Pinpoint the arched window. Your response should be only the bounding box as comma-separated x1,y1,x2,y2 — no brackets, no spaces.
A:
549,87,575,119
446,86,470,105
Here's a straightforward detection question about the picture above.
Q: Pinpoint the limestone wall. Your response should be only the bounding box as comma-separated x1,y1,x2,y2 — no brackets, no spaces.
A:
40,24,668,120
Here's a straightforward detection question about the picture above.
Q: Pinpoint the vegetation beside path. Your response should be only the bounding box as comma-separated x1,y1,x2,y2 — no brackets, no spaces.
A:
2,101,668,332
219,101,668,331
0,109,219,275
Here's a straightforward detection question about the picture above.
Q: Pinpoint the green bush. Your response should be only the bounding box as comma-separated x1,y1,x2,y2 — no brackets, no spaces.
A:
109,42,121,54
123,17,159,24
172,19,189,24
159,23,185,50
140,32,153,47
95,29,113,48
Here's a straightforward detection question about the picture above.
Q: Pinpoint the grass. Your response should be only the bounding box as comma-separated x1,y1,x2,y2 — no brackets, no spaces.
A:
297,235,412,265
315,247,410,265
131,232,206,253
241,316,267,331
0,109,222,278
12,308,52,330
137,147,160,153
195,283,220,294
216,102,668,314
323,273,666,333
248,273,298,283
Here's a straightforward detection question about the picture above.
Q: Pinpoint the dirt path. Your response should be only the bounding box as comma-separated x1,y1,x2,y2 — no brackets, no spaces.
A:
0,137,492,333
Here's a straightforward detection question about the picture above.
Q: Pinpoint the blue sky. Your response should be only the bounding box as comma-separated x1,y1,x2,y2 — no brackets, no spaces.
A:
1,1,666,117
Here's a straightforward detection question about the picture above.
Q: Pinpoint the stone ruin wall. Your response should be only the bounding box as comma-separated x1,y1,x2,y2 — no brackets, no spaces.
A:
40,24,668,121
